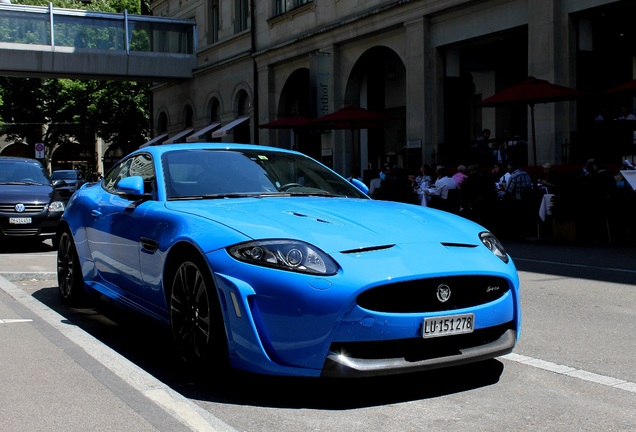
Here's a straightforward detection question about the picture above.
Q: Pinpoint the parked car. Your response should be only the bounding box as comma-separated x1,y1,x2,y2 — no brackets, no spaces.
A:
51,169,85,197
0,156,66,244
56,143,521,379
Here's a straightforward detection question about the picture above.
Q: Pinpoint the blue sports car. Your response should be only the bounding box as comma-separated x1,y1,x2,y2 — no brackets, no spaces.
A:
56,143,520,378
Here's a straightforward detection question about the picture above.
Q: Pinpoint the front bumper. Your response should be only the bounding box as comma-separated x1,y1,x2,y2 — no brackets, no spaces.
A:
321,326,516,377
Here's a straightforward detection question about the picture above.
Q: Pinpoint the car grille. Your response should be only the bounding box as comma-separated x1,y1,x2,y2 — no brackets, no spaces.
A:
0,203,47,213
2,228,41,236
329,323,513,362
357,276,510,313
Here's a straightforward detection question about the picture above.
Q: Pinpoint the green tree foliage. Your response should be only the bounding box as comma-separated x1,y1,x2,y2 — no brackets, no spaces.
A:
0,0,150,172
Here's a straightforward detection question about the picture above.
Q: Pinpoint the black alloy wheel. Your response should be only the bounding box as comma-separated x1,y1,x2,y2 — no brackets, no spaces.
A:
57,231,85,304
170,258,229,371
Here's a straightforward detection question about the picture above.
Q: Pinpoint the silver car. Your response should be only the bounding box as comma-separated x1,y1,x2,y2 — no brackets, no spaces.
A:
51,170,85,197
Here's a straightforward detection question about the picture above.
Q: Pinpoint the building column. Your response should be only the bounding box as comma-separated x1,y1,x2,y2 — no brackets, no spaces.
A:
404,17,429,166
256,61,274,147
528,0,574,166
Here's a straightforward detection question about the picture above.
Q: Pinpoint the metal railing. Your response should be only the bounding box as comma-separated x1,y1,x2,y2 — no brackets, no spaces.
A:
0,2,196,55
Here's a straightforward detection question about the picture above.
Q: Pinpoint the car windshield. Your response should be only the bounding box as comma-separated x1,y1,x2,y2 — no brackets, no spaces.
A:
52,171,78,180
0,161,50,185
162,149,369,200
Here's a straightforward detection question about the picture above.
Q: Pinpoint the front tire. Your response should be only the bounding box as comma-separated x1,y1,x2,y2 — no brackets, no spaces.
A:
57,230,85,305
169,257,229,372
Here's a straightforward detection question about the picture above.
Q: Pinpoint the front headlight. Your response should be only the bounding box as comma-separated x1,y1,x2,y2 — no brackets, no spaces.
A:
48,201,65,213
479,232,509,263
228,239,339,275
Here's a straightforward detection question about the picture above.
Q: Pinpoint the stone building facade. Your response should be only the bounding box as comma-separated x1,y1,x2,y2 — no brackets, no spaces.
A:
149,0,636,179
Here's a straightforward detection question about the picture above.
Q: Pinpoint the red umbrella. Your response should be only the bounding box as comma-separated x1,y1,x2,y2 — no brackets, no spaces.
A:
479,76,588,166
603,79,636,95
312,105,392,169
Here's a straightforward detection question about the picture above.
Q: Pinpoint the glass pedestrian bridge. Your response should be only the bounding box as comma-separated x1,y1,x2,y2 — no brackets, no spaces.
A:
0,3,197,81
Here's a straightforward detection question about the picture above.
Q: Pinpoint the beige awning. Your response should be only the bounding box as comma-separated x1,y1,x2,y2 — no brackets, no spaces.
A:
139,133,168,148
211,117,250,138
186,122,222,142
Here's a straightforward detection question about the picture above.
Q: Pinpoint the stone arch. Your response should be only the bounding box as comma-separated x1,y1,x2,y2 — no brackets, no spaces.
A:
205,92,223,122
230,85,252,143
156,110,169,134
272,68,321,160
182,103,195,129
278,68,311,116
343,46,407,179
234,88,250,117
0,142,30,158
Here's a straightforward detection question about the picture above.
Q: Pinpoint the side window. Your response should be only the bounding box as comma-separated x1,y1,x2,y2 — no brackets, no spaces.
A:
103,158,133,193
102,154,156,197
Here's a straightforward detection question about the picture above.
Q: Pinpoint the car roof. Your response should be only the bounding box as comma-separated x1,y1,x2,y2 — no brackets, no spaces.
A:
0,156,44,165
136,142,304,158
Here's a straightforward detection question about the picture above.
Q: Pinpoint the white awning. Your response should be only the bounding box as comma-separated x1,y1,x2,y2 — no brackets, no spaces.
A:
211,117,250,138
164,128,195,144
186,122,222,142
139,133,168,148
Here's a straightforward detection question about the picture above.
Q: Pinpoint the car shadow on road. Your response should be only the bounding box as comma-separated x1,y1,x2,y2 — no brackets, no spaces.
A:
185,359,505,409
30,284,505,409
0,238,55,254
503,240,636,286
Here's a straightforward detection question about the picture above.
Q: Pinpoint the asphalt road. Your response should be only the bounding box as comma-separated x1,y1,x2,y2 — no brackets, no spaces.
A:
1,238,635,431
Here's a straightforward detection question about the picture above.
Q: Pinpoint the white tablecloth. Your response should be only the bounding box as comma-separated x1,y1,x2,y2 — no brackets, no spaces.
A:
539,194,554,221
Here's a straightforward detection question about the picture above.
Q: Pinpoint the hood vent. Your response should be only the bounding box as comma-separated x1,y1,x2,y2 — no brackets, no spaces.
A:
286,211,331,224
341,244,395,254
441,242,478,248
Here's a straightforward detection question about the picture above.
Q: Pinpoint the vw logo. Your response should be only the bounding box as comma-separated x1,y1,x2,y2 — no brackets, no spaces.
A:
436,284,451,303
14,203,25,213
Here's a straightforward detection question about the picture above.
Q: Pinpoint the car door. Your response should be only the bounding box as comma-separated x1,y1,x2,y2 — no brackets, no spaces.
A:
86,153,158,296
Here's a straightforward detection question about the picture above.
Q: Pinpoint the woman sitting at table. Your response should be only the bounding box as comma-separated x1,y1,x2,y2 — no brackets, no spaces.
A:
537,163,560,194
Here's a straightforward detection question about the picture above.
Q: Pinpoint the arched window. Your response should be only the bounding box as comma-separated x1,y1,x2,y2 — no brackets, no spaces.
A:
184,105,194,128
157,112,168,133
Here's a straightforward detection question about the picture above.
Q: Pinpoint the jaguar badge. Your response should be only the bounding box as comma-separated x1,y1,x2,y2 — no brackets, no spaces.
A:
436,284,451,303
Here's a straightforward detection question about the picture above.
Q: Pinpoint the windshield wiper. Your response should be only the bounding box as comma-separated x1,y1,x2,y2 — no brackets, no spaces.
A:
2,181,46,185
287,191,343,197
169,193,264,201
168,191,343,201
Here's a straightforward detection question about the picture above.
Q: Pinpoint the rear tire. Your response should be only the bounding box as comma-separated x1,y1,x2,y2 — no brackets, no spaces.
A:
57,230,85,305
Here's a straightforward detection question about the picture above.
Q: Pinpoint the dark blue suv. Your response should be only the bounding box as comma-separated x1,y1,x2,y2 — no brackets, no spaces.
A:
0,156,66,244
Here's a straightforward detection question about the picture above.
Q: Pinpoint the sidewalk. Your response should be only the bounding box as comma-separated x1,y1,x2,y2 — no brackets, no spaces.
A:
0,242,236,432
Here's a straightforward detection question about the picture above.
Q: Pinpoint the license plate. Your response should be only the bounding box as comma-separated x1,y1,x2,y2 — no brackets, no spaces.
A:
422,313,474,338
9,217,32,224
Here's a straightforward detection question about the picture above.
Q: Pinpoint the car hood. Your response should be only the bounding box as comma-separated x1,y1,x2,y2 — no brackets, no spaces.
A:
0,184,54,203
165,197,484,253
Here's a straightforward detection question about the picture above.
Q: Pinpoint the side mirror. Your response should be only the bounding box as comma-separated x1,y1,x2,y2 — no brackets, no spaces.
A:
52,179,66,188
350,178,369,194
116,176,145,198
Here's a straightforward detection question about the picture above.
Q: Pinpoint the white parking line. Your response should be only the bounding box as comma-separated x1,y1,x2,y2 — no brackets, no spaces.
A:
513,257,636,274
0,276,238,432
502,353,636,394
0,318,33,324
